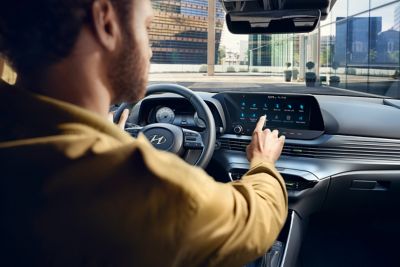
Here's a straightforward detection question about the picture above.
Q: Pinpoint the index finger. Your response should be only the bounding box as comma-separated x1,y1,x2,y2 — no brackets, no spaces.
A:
254,115,267,132
108,112,115,123
117,109,129,129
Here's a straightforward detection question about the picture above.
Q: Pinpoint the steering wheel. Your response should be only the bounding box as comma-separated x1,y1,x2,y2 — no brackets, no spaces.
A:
113,84,216,168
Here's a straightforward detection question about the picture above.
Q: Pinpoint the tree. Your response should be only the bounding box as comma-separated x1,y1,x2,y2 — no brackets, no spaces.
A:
388,50,400,63
369,49,377,63
218,45,226,65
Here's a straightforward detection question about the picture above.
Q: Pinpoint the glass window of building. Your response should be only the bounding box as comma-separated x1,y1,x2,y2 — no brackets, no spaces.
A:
345,12,371,90
150,0,224,66
368,2,400,97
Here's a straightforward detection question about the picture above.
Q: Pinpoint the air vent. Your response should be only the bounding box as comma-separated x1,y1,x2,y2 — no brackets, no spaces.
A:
218,136,400,162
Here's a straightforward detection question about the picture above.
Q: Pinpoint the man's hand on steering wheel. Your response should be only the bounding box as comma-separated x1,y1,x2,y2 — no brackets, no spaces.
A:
109,109,130,130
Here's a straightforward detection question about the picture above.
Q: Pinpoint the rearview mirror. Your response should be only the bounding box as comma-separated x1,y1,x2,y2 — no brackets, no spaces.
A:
227,9,321,34
222,0,334,34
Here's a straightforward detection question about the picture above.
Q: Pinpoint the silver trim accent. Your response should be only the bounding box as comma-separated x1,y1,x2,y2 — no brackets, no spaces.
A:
228,172,234,182
281,212,296,267
149,135,167,145
219,134,400,162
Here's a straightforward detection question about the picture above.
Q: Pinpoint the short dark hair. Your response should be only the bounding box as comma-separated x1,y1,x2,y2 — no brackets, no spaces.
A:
0,0,131,76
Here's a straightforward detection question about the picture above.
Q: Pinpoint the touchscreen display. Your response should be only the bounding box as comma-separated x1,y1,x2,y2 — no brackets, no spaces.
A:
224,93,316,133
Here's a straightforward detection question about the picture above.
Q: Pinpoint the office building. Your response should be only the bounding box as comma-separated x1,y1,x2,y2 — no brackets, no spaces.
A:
150,0,224,64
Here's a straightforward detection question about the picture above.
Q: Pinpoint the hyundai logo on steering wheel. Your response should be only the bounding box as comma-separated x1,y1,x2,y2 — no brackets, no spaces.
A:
150,135,167,145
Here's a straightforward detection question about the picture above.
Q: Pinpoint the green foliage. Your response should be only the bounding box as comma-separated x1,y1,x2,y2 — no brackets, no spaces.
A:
306,61,315,70
329,76,340,83
346,68,356,75
331,61,339,75
199,64,207,73
320,45,334,66
292,68,299,79
388,50,400,63
227,66,236,73
369,49,377,62
218,46,226,64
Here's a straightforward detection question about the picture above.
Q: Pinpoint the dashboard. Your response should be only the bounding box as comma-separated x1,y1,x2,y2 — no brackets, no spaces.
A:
134,92,325,139
130,91,400,218
129,88,400,266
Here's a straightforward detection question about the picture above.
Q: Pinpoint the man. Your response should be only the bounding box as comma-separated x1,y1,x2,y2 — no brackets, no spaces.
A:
0,0,288,266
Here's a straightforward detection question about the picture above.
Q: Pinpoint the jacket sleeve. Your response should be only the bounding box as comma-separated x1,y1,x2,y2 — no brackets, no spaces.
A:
136,135,288,267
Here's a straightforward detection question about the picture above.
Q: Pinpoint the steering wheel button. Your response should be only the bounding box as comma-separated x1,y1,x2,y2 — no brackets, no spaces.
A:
184,142,193,148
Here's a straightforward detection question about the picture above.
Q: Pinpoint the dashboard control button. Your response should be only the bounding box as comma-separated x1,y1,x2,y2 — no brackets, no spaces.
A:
233,125,244,134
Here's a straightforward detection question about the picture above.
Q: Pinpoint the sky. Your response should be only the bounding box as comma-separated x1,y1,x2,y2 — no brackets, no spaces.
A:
220,22,249,52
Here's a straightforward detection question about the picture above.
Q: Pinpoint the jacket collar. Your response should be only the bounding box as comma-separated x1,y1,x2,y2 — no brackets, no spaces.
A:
0,80,133,144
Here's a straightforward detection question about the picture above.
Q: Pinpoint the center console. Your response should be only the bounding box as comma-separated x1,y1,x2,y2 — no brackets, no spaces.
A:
244,211,305,267
212,93,328,267
220,165,328,267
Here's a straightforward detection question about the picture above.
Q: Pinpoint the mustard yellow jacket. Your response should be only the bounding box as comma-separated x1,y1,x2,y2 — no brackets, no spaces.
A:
0,81,288,267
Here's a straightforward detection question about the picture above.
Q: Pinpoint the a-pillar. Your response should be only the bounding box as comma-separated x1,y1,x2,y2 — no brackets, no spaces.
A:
207,0,215,76
299,35,306,81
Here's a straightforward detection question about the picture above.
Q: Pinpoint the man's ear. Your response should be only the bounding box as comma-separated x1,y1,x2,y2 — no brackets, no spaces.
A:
91,0,121,52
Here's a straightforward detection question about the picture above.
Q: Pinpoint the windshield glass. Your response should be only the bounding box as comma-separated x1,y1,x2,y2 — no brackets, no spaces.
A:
149,0,400,99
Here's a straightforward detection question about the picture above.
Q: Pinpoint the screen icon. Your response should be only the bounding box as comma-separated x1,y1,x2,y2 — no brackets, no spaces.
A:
299,104,304,110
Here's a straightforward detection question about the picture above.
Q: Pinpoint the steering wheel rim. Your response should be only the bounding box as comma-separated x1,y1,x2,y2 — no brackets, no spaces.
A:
115,84,216,168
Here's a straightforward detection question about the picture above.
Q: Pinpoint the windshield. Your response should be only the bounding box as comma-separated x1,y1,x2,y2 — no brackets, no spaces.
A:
149,0,400,99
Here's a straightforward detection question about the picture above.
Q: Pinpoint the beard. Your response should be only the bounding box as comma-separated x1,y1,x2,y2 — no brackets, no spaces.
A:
108,31,149,104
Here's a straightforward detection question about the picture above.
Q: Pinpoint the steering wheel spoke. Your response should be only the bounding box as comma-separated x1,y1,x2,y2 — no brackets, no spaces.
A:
125,126,143,138
183,129,204,150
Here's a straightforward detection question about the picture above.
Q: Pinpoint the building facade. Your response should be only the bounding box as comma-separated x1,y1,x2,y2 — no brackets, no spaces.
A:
150,0,224,64
248,35,272,66
320,0,400,97
246,0,399,97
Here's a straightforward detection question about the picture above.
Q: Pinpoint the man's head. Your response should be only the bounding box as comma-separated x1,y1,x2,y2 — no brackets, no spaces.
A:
0,0,153,103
